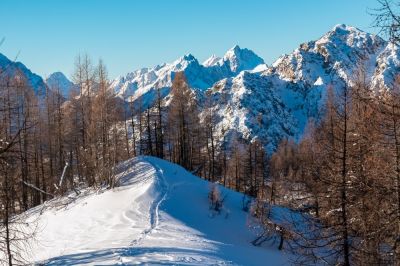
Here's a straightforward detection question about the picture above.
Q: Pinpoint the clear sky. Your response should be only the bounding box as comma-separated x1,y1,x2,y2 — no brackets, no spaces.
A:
0,0,382,79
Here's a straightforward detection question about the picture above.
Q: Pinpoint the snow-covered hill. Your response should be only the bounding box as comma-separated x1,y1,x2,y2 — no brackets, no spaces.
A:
21,157,289,265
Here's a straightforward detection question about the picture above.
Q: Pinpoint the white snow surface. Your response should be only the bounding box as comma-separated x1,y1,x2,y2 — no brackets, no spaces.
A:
22,156,289,265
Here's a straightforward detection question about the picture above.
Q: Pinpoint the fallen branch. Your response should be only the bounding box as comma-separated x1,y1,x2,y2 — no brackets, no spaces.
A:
22,181,54,197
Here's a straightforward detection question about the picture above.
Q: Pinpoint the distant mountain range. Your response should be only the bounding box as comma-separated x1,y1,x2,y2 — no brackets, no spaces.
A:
1,24,399,151
110,45,264,108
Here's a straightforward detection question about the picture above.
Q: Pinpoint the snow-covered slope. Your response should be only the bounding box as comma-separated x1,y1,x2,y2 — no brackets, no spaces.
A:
46,72,75,98
207,72,297,152
0,53,46,96
22,156,289,265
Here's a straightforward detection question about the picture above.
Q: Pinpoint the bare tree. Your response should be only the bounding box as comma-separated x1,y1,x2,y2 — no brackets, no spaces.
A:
373,0,400,44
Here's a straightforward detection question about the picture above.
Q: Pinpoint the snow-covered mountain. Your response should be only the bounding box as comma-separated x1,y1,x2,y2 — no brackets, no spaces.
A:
205,24,400,149
0,53,46,96
45,71,75,98
220,45,265,73
110,45,264,108
260,24,399,138
20,156,289,265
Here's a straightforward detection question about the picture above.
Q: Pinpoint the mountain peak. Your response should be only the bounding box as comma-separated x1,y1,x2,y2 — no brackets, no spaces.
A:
230,44,241,52
331,23,358,32
224,45,242,59
0,52,46,96
47,71,68,80
222,45,264,73
173,53,198,68
321,24,367,41
46,71,74,97
313,23,385,51
182,53,196,61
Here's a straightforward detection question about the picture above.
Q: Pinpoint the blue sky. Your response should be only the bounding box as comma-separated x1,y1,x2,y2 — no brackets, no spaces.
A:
1,0,381,79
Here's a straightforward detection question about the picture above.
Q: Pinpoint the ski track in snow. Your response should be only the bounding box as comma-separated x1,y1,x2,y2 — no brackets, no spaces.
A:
130,161,168,246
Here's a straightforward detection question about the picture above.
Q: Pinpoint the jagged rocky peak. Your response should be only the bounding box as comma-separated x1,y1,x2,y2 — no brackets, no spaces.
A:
271,24,388,84
175,53,197,64
171,53,200,70
182,53,196,61
315,24,385,52
221,45,265,73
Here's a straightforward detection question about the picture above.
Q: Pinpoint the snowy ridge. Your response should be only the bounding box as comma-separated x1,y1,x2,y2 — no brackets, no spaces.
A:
21,157,288,265
110,45,264,107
